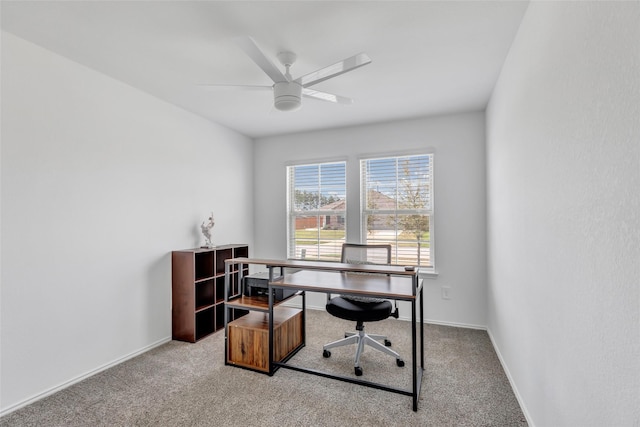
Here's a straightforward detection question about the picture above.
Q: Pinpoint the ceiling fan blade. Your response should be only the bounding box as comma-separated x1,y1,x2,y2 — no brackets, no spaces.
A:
198,84,271,91
295,53,371,88
234,36,287,84
302,88,353,105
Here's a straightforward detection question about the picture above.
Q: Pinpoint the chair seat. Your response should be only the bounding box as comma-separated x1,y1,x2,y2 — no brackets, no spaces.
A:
326,296,392,323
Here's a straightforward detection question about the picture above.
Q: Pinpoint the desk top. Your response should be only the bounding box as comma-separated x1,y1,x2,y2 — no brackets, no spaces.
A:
226,257,422,299
277,269,420,300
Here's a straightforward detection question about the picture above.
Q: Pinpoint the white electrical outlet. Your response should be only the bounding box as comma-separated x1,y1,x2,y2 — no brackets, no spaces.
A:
441,286,451,300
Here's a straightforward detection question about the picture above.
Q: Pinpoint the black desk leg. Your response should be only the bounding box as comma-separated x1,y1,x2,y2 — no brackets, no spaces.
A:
302,291,306,345
420,286,424,368
268,278,274,376
412,298,418,411
224,263,230,366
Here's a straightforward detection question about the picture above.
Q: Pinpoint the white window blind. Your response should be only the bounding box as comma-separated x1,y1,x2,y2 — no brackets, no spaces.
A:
287,161,346,261
360,154,433,267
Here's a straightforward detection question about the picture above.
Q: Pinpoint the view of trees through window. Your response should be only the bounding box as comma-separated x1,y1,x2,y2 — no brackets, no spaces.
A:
293,190,340,211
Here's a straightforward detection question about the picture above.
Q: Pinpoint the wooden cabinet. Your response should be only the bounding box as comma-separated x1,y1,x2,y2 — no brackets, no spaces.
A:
172,244,248,342
227,307,303,372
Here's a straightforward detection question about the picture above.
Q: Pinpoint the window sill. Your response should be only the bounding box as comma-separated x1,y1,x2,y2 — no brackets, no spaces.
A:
418,268,438,278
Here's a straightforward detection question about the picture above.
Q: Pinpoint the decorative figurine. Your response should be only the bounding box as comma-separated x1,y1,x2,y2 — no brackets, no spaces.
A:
201,213,215,248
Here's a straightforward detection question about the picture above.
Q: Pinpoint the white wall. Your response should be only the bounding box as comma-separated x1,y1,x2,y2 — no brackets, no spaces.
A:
486,2,640,426
0,32,254,413
254,112,487,328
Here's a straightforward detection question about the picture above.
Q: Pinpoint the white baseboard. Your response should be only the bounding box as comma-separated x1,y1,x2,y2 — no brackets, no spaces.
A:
487,328,534,427
0,336,171,417
292,303,487,330
420,317,486,330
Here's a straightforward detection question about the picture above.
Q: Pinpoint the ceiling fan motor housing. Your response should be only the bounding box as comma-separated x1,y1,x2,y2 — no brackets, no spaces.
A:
274,81,302,111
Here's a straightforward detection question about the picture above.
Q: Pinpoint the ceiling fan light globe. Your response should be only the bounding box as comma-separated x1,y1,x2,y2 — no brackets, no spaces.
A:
275,97,301,111
274,81,302,112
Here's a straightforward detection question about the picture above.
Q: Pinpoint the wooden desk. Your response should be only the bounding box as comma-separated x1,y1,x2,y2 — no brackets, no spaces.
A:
224,258,424,411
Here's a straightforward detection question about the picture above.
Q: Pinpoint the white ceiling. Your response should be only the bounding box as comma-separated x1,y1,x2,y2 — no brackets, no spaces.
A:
1,1,529,139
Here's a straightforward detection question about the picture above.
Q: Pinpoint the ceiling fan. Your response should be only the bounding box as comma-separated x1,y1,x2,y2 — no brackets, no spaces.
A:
208,36,371,112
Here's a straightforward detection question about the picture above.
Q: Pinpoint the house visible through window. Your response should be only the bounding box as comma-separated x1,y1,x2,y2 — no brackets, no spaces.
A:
361,154,433,267
287,161,346,261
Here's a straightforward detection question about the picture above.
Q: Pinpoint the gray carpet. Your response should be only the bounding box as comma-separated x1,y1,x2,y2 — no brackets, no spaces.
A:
1,310,527,426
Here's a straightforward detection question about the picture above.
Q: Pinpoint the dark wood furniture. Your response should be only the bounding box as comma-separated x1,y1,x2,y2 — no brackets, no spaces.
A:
171,244,248,342
224,258,424,411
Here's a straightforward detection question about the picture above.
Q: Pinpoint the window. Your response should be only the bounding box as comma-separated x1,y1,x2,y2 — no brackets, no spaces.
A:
287,161,346,261
361,154,433,267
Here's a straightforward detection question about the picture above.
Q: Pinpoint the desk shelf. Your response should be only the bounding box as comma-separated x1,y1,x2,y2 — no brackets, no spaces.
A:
226,292,302,312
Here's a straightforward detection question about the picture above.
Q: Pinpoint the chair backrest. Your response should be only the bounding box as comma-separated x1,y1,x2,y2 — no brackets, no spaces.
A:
341,243,391,266
332,243,393,303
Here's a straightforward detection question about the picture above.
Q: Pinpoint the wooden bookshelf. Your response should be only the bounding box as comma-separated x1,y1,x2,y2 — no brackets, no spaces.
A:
171,244,248,343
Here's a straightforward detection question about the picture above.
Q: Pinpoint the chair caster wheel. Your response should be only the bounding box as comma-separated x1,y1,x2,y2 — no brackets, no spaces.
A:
396,359,405,367
323,350,331,358
384,339,392,347
355,366,363,376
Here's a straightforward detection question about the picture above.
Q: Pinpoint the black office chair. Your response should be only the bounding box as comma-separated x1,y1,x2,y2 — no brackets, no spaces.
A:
322,243,404,376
